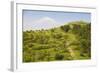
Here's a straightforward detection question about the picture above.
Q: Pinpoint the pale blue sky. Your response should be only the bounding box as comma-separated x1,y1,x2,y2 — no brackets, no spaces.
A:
23,10,91,30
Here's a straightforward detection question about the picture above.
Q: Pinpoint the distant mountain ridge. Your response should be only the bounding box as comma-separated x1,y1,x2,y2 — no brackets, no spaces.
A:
23,17,64,31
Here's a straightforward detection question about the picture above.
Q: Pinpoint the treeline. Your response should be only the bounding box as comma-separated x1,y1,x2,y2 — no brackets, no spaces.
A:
23,21,91,62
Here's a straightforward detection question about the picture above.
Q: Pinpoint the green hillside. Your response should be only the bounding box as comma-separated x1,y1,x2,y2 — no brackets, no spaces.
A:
23,21,91,62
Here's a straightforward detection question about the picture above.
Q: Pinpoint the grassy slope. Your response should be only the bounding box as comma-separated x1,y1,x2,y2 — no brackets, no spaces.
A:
23,21,91,62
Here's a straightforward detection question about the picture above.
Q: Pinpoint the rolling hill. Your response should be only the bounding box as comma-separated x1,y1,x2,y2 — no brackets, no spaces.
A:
23,21,91,62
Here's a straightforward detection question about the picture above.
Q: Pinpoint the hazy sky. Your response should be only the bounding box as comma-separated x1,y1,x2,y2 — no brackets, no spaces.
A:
23,10,91,30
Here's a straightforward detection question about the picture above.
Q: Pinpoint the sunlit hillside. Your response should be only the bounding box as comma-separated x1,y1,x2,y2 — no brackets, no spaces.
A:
23,21,91,62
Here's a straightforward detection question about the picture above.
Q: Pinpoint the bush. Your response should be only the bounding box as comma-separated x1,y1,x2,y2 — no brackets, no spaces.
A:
55,54,64,60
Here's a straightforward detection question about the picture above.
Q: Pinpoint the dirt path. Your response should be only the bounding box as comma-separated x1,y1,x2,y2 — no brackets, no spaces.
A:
67,47,76,59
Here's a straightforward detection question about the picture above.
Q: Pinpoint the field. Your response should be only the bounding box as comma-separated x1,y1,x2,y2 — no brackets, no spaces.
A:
23,21,91,62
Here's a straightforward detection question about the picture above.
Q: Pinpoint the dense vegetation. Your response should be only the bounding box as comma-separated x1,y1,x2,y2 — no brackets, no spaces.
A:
23,21,91,62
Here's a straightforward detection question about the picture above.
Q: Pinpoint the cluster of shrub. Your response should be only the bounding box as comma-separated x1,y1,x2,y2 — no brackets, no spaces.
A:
23,21,91,62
